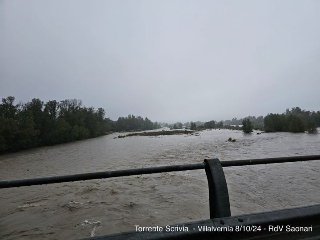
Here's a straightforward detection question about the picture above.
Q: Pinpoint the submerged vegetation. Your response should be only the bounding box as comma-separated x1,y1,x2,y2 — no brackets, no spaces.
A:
242,119,253,133
0,96,160,154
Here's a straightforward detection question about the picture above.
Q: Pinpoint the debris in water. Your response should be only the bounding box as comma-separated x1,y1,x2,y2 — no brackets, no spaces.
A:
82,219,101,225
18,202,45,210
82,219,101,237
110,189,117,195
63,201,83,211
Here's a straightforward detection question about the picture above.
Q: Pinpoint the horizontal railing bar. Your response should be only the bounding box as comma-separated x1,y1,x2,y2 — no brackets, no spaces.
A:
220,154,320,167
1,155,320,189
0,163,205,189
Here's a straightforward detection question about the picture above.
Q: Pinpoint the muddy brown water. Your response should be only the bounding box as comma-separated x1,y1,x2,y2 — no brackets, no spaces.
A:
0,129,320,239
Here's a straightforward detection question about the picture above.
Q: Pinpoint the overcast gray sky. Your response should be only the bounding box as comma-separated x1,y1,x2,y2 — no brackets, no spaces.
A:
1,0,320,123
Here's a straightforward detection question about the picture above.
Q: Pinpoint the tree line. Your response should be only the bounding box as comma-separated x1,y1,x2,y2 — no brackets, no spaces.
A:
0,96,160,154
223,116,264,129
163,107,319,134
231,107,319,133
263,107,319,133
169,120,224,130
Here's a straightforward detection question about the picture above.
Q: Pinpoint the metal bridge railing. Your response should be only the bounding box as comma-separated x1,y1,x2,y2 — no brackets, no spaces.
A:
1,155,320,189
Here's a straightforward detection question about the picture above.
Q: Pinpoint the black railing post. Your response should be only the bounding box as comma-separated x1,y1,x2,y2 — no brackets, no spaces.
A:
204,158,231,218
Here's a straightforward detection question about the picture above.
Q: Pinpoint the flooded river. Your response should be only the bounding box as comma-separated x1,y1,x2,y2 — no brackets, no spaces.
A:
0,129,320,239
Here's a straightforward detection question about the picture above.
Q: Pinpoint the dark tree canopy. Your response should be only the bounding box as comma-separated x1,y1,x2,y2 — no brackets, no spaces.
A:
204,120,215,129
223,107,319,133
190,122,197,130
242,118,253,133
0,96,160,154
263,111,312,133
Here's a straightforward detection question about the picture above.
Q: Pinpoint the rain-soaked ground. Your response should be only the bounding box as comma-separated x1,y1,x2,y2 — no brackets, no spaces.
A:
0,129,319,239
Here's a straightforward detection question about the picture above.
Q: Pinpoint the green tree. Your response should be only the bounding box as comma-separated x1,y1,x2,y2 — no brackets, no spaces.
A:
306,120,317,133
216,121,223,128
204,120,215,129
263,114,275,132
25,98,44,133
15,109,39,149
0,96,17,118
264,114,286,132
242,118,253,133
0,118,18,152
56,118,71,143
287,115,305,133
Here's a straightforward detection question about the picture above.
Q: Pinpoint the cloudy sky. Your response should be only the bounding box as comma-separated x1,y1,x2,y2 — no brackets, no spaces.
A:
1,0,320,123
